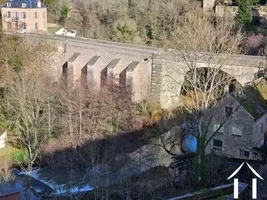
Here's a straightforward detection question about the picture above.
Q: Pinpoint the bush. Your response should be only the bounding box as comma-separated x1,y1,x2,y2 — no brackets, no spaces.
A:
11,149,28,163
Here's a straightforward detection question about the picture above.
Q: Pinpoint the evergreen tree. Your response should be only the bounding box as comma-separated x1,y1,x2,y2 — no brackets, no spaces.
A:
259,0,267,5
235,0,253,28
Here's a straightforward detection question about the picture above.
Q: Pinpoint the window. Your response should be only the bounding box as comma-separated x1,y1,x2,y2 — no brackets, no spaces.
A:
225,107,233,117
253,152,258,159
213,139,223,149
256,124,261,134
7,2,11,7
265,117,267,126
22,3,26,8
261,123,263,133
232,126,242,136
21,12,26,19
7,11,10,18
34,12,38,19
44,22,45,29
35,23,38,30
43,11,46,18
213,123,224,133
240,150,250,158
22,23,26,29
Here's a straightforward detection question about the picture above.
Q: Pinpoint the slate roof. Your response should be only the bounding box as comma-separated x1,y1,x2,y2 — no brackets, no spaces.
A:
1,0,46,8
234,80,267,120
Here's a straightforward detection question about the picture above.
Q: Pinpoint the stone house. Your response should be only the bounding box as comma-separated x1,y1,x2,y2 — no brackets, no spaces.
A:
0,0,47,33
205,84,267,160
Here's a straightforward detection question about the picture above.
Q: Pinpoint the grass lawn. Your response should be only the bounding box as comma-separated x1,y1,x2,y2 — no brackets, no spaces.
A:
257,83,267,101
0,145,20,157
0,145,27,162
47,27,60,34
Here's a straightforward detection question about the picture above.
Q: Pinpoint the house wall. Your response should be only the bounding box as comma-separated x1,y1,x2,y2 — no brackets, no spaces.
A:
1,7,47,33
253,112,267,147
215,6,238,18
203,0,215,11
205,95,256,160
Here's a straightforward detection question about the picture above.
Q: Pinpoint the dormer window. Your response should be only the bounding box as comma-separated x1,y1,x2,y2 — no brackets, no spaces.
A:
7,2,11,7
22,3,26,8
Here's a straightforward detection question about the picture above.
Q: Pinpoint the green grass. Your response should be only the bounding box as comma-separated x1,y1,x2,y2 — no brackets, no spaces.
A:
236,85,267,120
0,145,19,157
257,83,267,101
213,196,226,200
0,145,27,162
11,149,27,162
47,27,60,34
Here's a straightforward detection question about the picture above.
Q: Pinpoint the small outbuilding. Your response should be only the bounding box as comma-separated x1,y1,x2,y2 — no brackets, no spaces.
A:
55,27,77,37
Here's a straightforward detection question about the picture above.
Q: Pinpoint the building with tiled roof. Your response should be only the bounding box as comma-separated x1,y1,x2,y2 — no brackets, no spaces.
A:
0,0,47,33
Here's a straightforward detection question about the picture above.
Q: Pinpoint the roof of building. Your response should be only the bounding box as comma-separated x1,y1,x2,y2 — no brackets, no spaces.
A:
0,192,21,200
233,78,267,120
1,0,46,8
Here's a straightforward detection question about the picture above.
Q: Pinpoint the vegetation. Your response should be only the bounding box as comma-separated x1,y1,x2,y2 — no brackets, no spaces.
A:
0,0,266,199
235,0,253,29
58,3,71,26
169,9,244,186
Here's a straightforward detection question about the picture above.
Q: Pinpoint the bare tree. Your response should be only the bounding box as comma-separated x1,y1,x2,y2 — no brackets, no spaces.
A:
165,8,244,184
4,69,59,172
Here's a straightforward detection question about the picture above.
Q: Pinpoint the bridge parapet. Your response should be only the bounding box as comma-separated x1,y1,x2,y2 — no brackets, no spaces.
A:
7,33,267,108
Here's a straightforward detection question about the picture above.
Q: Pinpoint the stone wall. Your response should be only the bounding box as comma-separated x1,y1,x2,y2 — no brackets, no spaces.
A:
19,34,267,109
215,6,237,18
204,95,259,160
156,52,265,108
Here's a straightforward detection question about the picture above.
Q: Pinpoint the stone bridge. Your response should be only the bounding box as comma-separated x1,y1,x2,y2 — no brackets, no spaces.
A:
20,33,267,109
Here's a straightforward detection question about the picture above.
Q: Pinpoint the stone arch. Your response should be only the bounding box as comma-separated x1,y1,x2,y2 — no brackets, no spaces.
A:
157,60,248,109
180,67,242,102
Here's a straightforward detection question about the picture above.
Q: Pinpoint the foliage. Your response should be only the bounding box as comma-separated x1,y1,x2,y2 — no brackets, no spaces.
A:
111,18,139,42
259,0,267,5
0,106,6,133
168,9,244,187
59,3,71,26
70,0,191,44
4,69,60,171
235,0,253,28
11,149,28,163
41,0,59,12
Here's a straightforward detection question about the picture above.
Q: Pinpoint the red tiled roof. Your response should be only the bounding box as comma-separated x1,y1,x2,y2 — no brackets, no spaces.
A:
0,192,21,200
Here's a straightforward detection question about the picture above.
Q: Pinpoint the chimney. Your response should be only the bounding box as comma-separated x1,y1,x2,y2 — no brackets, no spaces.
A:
37,0,41,8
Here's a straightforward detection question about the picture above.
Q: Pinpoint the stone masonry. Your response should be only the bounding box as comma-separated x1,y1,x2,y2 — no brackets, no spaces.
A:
19,33,267,109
